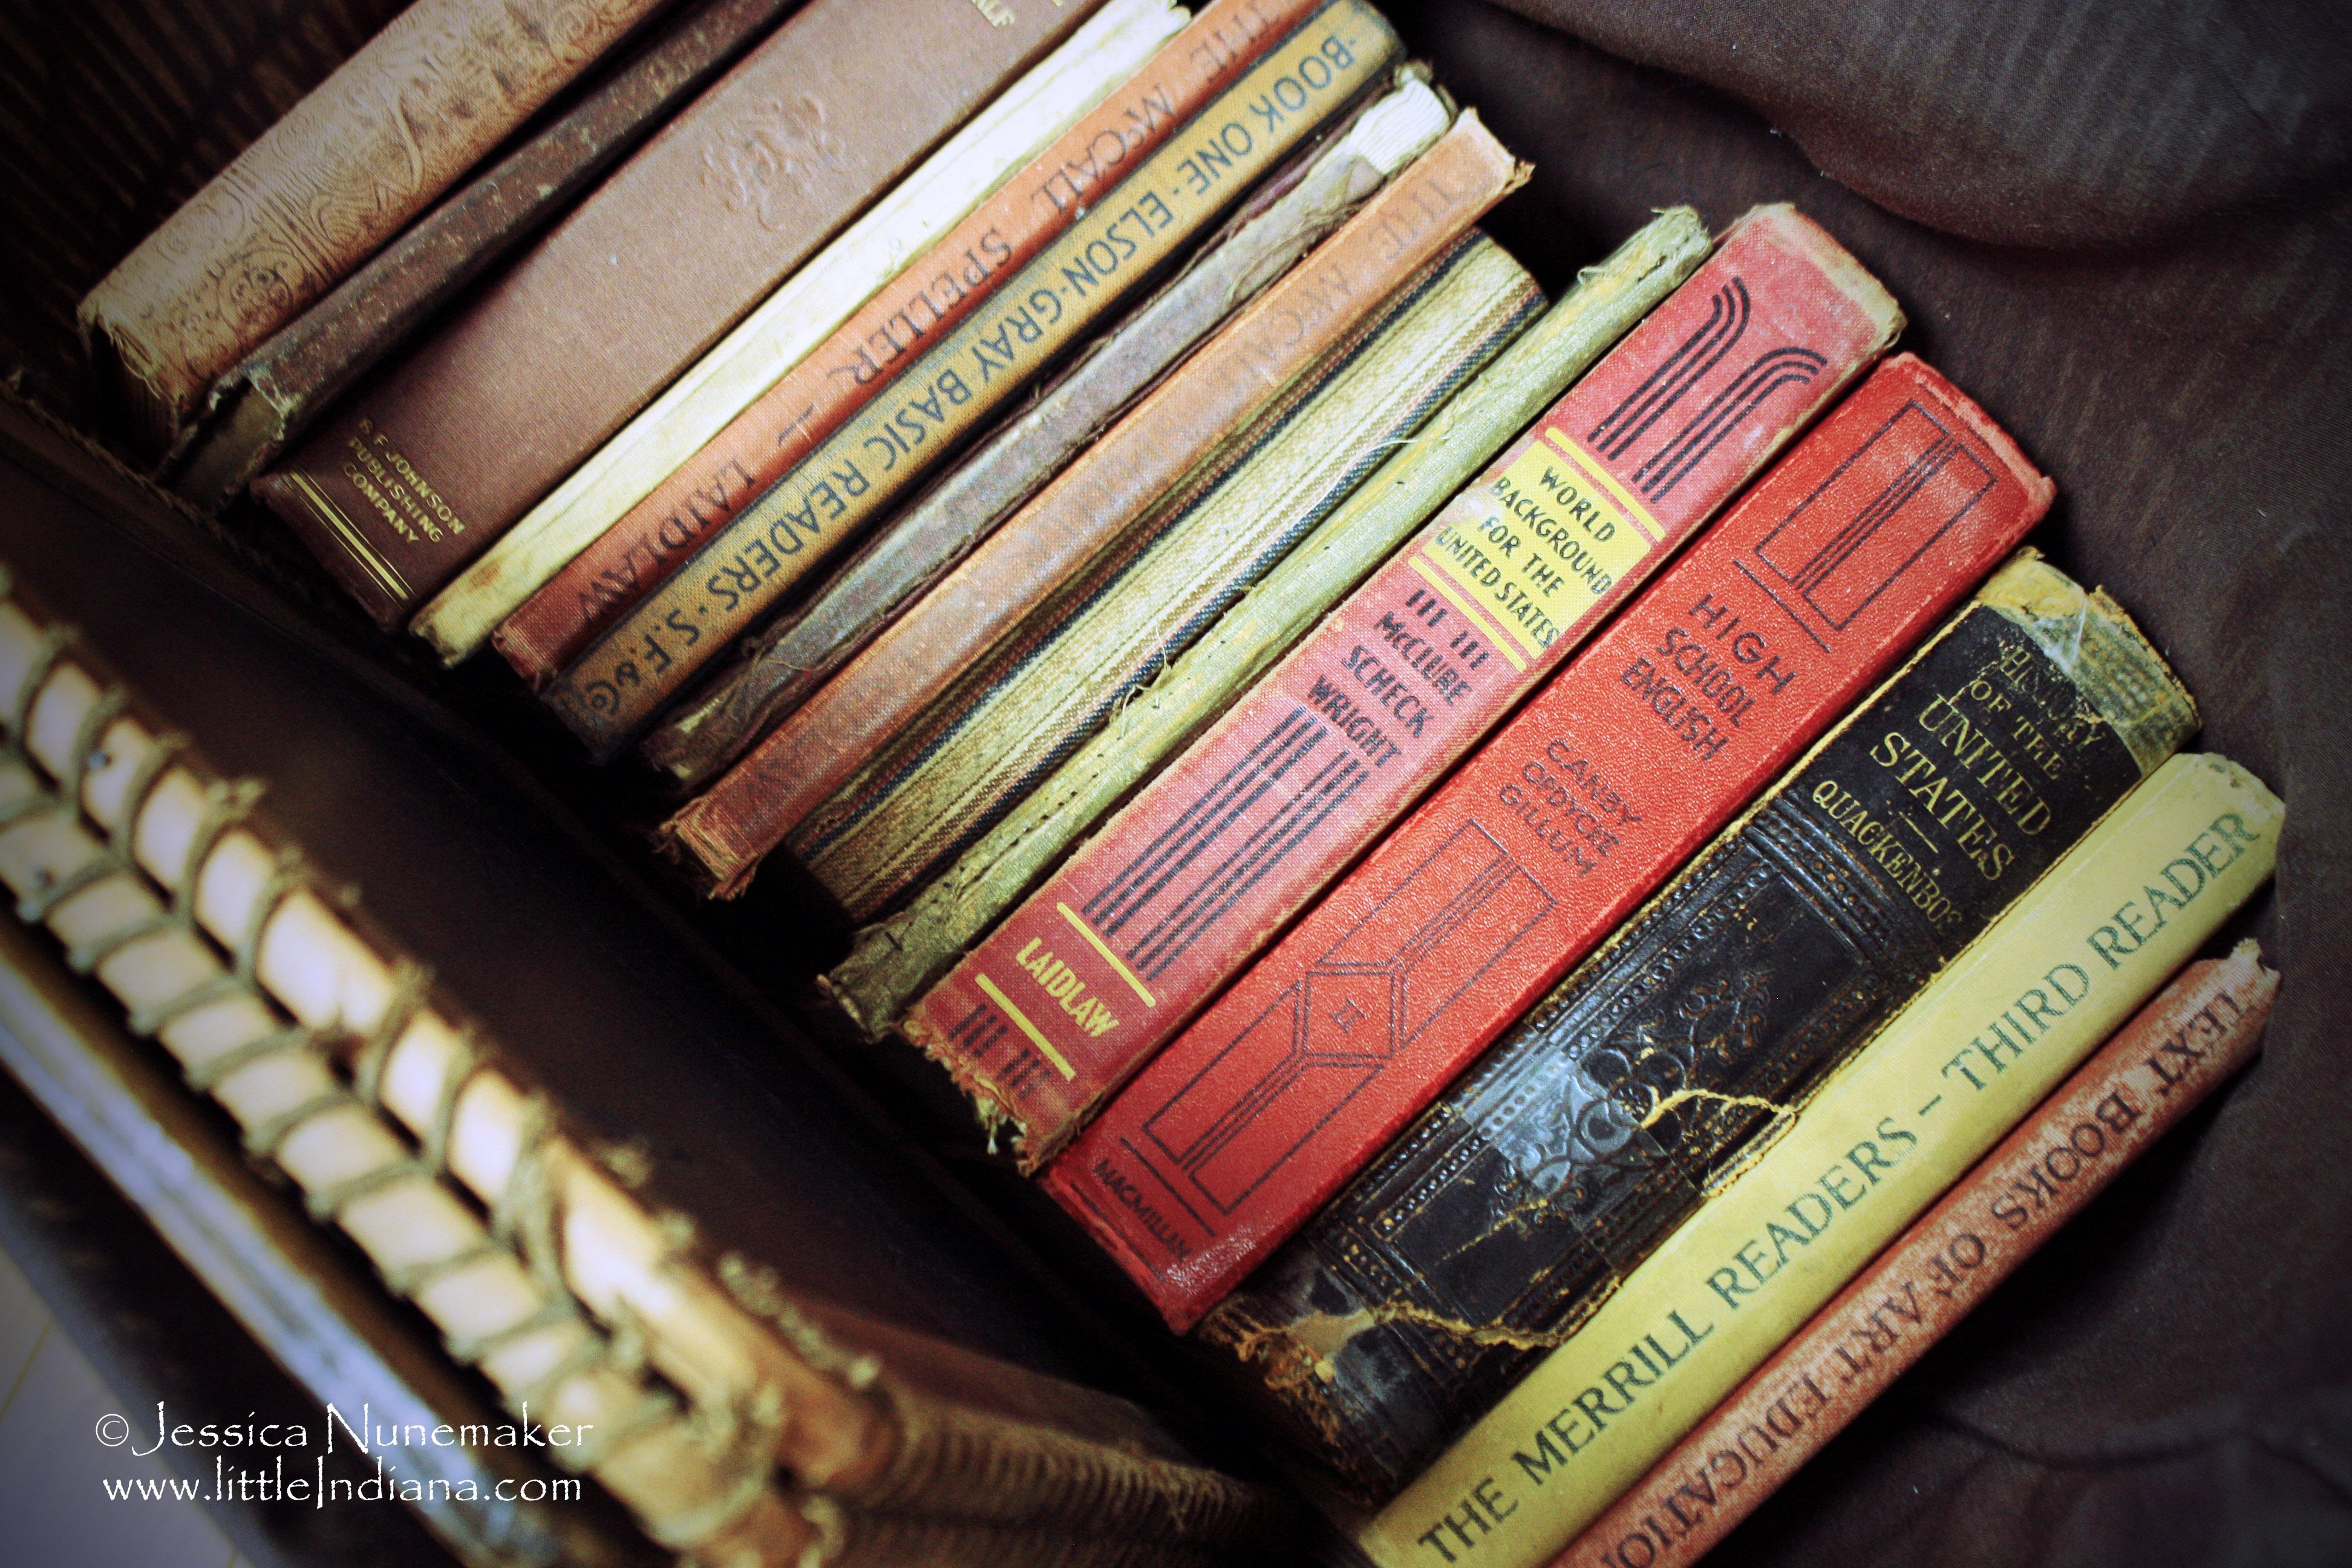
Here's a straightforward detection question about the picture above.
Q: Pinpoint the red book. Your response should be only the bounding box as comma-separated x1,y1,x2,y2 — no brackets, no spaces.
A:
902,204,1902,1175
1047,351,2051,1328
1554,946,2276,1568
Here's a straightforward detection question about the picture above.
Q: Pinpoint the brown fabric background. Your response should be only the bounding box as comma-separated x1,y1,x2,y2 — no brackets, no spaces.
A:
1375,1,2352,1563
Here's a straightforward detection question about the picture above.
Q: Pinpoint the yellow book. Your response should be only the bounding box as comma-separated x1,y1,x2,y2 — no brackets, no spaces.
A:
1366,750,2281,1568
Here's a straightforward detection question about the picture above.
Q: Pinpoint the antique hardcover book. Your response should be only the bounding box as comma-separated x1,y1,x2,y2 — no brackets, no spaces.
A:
166,0,804,515
1048,353,2053,1328
0,564,1277,1564
901,203,1903,1172
655,83,1481,826
1367,751,2281,1568
252,0,1106,627
79,0,668,460
1203,556,2200,1498
780,235,1545,920
1561,945,2276,1568
542,1,1402,756
431,0,1197,670
826,209,1713,1037
641,71,1460,791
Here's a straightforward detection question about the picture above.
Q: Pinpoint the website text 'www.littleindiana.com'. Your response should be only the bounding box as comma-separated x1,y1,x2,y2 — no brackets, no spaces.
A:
93,1401,589,1508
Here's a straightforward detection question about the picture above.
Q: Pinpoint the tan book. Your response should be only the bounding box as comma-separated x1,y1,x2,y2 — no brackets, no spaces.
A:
80,0,668,460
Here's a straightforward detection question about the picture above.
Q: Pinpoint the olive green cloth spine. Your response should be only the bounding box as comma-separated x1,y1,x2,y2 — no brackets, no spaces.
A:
794,236,1544,920
822,209,1711,1036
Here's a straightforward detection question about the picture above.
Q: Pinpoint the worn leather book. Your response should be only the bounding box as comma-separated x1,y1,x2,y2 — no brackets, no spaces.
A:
641,72,1459,791
1367,751,2279,1568
1560,945,2276,1568
1048,353,2051,1329
79,0,668,460
166,0,804,515
664,97,1503,884
437,0,1197,671
901,203,1901,1174
542,1,1402,757
0,560,1277,1564
252,0,1106,628
481,0,1285,684
1201,557,2200,1500
786,235,1544,920
826,210,1713,1039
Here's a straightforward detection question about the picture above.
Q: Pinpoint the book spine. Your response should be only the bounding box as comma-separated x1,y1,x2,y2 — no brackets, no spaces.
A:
641,74,1460,792
823,209,1713,1040
543,3,1400,754
905,204,1903,1171
656,86,1476,856
166,0,802,512
1365,753,2281,1568
1198,557,2198,1498
252,0,1105,628
79,0,666,459
1557,946,2276,1568
792,235,1546,920
483,0,1295,684
1048,354,2052,1327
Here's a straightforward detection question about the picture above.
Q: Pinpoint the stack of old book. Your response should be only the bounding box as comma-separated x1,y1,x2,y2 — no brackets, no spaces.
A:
56,0,2285,1563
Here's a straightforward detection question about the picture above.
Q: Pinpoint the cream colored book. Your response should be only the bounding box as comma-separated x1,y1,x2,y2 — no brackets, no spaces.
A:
412,0,1187,664
1365,751,2281,1568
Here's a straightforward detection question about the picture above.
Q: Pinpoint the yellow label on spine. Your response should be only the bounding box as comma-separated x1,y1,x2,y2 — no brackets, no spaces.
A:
1366,754,2279,1568
1416,428,1656,663
544,1,1397,754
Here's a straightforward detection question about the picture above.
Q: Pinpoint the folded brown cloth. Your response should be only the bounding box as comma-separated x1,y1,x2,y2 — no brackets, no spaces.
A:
1385,2,2351,1564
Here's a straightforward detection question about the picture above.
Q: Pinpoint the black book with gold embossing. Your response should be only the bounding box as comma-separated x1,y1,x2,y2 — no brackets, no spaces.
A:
1198,552,2198,1498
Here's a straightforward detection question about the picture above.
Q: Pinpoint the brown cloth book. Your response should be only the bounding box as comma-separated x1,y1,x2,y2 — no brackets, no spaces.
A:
167,0,803,514
79,0,670,460
252,0,1106,627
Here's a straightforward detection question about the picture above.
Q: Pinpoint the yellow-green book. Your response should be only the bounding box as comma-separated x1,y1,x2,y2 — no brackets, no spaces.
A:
791,232,1546,921
1367,750,2281,1568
